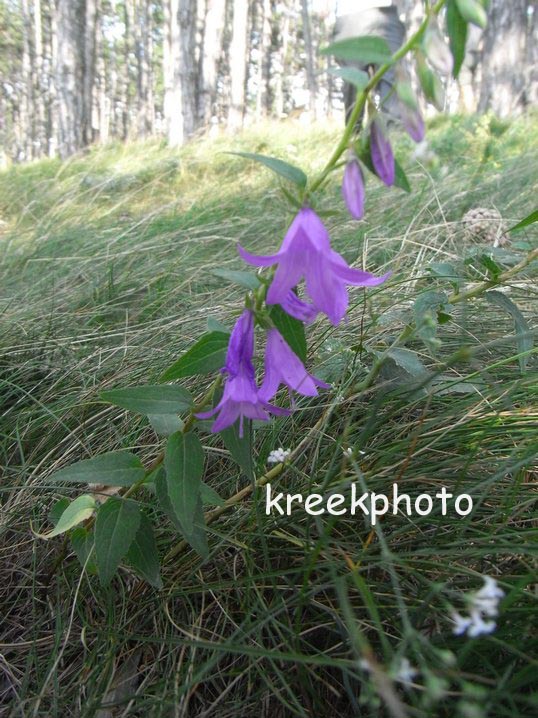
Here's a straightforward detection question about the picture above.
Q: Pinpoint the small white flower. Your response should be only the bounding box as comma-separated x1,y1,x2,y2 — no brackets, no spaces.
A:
358,657,372,672
451,611,472,636
466,609,497,638
267,447,291,465
343,447,353,457
393,657,418,687
450,576,504,638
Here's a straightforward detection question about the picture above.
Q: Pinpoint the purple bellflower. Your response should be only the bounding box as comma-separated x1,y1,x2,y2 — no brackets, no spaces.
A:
370,120,395,186
259,328,330,402
238,208,390,326
342,156,365,220
400,102,425,143
196,309,288,436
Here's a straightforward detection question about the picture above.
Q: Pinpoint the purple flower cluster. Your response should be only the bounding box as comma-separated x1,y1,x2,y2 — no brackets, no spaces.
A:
199,204,390,435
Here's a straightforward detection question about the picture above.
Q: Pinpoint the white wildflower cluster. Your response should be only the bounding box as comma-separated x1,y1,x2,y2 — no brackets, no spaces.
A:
267,447,291,465
343,447,353,457
359,656,418,689
451,576,505,638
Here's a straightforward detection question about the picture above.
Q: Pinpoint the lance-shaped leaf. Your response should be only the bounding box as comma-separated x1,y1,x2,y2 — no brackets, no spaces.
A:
48,451,146,487
221,419,254,480
328,66,369,90
446,0,468,78
321,35,391,65
71,526,97,573
228,152,307,188
148,414,184,437
100,385,193,415
164,431,204,535
37,494,96,539
161,331,230,381
95,497,141,587
486,291,533,373
126,512,162,589
155,470,209,559
508,209,538,233
455,0,487,28
211,268,261,291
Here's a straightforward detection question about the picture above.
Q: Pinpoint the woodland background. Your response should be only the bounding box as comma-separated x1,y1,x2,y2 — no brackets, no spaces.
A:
1,0,537,164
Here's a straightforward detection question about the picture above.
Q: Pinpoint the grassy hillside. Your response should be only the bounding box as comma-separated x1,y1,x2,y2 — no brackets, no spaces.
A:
1,114,537,717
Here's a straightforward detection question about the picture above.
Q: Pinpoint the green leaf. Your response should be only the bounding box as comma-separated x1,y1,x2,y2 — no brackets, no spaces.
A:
455,0,487,28
414,290,449,352
396,80,418,111
270,303,307,363
446,0,468,78
394,159,411,193
38,494,96,539
211,268,261,291
207,317,230,334
486,290,533,373
228,151,307,188
416,52,445,110
508,209,538,233
221,419,254,480
155,471,209,559
71,526,97,572
200,482,225,507
49,497,70,526
95,497,141,587
383,348,430,379
148,413,184,437
327,66,369,90
164,431,204,535
321,35,392,65
100,385,193,415
377,348,431,395
126,512,162,589
49,451,146,487
160,331,230,381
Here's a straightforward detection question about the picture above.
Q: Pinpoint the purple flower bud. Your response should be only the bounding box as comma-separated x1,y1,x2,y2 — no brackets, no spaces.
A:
370,121,395,186
342,157,365,220
401,102,425,143
259,328,330,402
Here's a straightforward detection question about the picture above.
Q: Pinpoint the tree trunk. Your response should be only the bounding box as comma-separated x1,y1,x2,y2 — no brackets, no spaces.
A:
273,2,290,118
300,0,317,119
478,0,532,116
228,0,249,129
199,0,226,127
255,0,272,118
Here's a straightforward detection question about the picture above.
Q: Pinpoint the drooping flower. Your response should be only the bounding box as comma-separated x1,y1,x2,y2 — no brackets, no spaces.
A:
370,120,395,186
259,328,330,402
238,208,390,326
196,310,288,436
400,102,425,143
342,156,365,220
280,290,319,324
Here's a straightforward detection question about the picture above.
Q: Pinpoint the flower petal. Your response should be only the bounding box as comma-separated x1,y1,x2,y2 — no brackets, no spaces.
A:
237,244,282,267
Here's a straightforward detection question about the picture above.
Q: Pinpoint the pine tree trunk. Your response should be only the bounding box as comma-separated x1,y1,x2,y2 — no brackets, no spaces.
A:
300,0,317,119
478,0,531,116
228,0,249,129
178,0,198,138
255,0,272,118
199,0,226,127
273,3,290,118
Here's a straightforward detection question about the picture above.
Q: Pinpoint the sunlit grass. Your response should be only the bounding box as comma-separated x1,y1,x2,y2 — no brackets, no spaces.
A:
0,113,537,716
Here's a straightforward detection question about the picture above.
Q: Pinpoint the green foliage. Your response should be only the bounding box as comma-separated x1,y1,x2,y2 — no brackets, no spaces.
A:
160,331,230,380
38,495,96,539
164,431,204,535
269,304,307,363
100,384,193,415
321,35,392,65
228,152,307,189
509,209,538,233
49,452,146,487
95,497,141,586
211,268,261,291
446,1,468,78
485,291,533,373
126,512,162,589
327,67,369,90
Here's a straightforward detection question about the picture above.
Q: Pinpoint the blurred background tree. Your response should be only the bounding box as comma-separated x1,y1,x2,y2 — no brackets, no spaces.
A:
0,0,536,162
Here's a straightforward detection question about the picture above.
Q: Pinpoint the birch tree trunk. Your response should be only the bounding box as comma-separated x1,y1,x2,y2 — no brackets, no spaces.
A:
199,0,226,127
228,0,249,129
54,0,84,157
255,0,272,118
273,3,291,118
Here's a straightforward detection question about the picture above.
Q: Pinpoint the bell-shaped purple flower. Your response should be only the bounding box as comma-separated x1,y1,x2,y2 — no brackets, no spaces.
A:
280,290,319,324
196,310,288,436
400,102,425,143
259,328,330,402
370,120,395,186
238,208,390,326
342,157,365,220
